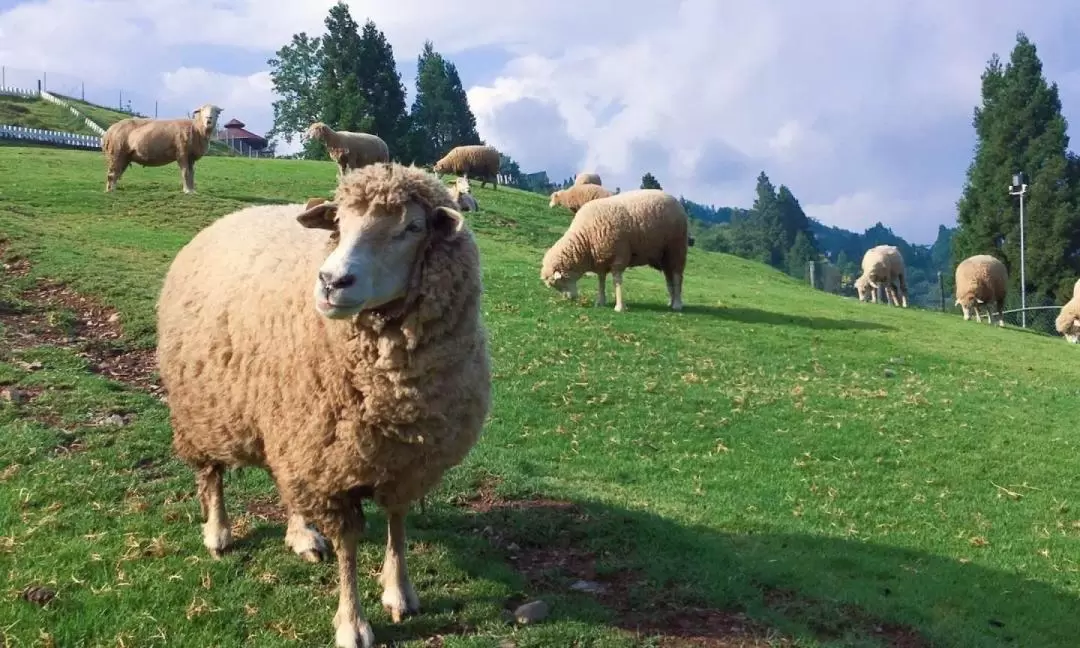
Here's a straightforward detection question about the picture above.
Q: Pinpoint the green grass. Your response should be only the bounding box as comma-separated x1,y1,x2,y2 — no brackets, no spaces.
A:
49,95,135,128
1,145,1079,647
0,95,102,136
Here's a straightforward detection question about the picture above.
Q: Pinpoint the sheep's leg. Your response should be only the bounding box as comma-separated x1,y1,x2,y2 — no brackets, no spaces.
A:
331,529,376,648
595,272,608,307
106,156,130,192
671,272,684,312
870,284,879,304
886,284,899,307
612,270,627,312
284,512,328,563
898,274,909,308
196,463,231,558
997,300,1006,327
180,158,195,194
379,508,420,623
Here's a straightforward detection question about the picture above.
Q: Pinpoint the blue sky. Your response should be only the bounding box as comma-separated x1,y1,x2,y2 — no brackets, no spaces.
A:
2,0,1080,244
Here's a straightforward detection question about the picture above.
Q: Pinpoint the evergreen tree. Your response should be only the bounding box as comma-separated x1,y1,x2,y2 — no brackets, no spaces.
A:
316,1,370,149
750,171,784,266
356,18,410,155
954,32,1080,302
640,172,662,190
407,41,482,164
266,32,323,156
787,230,817,279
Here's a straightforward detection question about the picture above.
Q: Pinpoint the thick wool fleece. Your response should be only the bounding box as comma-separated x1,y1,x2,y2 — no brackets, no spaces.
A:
157,165,491,536
1053,278,1080,339
574,172,602,186
103,115,215,168
954,254,1008,308
310,123,390,172
861,245,905,284
550,183,614,213
433,145,501,185
542,189,689,278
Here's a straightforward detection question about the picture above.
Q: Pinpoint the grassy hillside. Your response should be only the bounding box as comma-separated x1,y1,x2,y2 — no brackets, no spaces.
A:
1,146,1078,648
49,94,136,128
0,95,101,136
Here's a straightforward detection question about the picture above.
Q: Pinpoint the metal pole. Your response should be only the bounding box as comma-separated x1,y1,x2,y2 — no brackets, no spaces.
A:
1019,187,1027,328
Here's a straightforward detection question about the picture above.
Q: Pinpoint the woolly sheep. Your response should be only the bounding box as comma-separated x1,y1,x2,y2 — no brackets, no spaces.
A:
855,245,908,307
1054,278,1080,342
306,121,390,179
102,103,223,193
574,172,602,186
549,183,614,213
432,144,501,189
449,176,478,212
541,188,690,312
954,254,1008,326
156,162,492,648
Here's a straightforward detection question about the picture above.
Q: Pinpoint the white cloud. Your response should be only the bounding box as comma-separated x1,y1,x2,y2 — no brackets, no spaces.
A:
2,0,1080,242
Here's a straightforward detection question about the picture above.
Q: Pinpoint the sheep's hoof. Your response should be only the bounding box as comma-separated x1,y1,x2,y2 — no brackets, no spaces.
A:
202,522,232,558
614,304,626,313
286,525,328,563
381,582,420,623
334,620,375,648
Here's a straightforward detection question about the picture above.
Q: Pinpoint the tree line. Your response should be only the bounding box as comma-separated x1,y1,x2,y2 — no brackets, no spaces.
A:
265,12,1076,317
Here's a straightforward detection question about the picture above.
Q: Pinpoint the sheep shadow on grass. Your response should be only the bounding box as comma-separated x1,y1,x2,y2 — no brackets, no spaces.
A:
230,489,1077,647
628,302,895,332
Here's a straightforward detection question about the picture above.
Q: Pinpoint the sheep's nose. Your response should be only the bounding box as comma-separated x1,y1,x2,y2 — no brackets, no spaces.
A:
319,271,356,289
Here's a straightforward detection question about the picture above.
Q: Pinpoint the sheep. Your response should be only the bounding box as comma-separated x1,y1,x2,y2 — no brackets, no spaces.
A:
156,162,492,648
953,254,1008,326
548,183,614,213
305,121,390,179
449,176,478,212
574,172,602,186
1054,278,1080,342
854,245,908,307
541,188,690,312
102,103,223,193
432,144,501,189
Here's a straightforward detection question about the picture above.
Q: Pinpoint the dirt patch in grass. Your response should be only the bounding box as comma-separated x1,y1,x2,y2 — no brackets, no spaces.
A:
460,488,928,647
0,247,160,395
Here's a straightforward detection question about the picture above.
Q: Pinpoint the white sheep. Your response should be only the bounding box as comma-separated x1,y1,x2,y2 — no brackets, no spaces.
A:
574,172,602,186
101,103,223,193
954,254,1008,326
156,162,492,648
1054,277,1080,342
432,145,501,189
541,188,690,312
305,121,390,178
449,176,478,212
549,183,614,213
855,245,908,307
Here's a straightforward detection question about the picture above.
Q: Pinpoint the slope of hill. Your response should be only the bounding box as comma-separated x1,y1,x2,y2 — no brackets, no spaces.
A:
0,147,1077,648
0,94,102,136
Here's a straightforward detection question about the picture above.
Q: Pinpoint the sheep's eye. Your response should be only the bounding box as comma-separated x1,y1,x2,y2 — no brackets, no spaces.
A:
405,221,424,233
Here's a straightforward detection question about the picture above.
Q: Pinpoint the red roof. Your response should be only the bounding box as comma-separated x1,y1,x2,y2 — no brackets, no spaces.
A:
218,118,267,144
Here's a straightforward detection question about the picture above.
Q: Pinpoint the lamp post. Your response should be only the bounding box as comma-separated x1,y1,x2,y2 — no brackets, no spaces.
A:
1008,172,1027,328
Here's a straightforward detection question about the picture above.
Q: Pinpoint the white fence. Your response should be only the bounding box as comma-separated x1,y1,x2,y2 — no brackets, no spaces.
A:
0,85,36,99
39,89,106,136
0,124,102,150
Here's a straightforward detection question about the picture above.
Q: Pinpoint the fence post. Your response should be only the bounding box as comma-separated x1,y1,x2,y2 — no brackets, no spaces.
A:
938,271,945,311
81,82,85,101
43,71,46,90
37,79,41,94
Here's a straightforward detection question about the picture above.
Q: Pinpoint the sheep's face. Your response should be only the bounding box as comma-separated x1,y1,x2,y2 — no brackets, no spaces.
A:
454,177,471,194
854,275,871,301
194,104,223,133
541,267,580,300
1062,318,1080,343
304,122,326,141
548,191,561,208
296,197,465,319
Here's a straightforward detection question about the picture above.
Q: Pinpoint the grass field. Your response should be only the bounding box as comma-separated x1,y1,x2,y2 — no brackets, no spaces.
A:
0,95,102,136
1,145,1078,648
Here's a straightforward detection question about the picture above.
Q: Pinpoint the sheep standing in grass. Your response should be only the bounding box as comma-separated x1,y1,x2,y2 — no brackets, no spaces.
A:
954,254,1008,326
432,145,501,189
156,162,492,648
1054,278,1080,342
306,122,390,178
855,245,908,307
449,176,478,212
541,189,690,312
101,103,222,193
549,183,614,213
574,172,602,186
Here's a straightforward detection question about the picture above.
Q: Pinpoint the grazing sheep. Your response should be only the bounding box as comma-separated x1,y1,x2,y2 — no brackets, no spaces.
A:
549,183,614,213
1054,278,1080,342
574,172,602,186
102,103,223,193
541,188,690,312
954,254,1008,326
156,162,491,648
855,245,908,307
432,145,501,189
449,176,478,212
306,121,390,178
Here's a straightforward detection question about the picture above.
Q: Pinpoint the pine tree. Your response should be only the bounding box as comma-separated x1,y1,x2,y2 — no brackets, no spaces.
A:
954,32,1080,302
316,1,370,146
750,171,784,267
407,41,482,164
787,230,817,279
356,19,409,155
640,172,662,190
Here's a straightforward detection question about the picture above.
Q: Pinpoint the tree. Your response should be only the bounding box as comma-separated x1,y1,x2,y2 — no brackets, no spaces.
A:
953,31,1080,303
266,32,323,155
640,172,662,190
787,230,817,279
356,18,410,156
407,40,482,164
316,1,370,152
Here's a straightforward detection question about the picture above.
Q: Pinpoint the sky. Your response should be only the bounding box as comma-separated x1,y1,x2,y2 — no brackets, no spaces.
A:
3,1,1080,244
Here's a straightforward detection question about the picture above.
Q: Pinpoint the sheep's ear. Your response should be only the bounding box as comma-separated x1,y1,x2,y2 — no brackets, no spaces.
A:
431,205,465,239
297,200,339,230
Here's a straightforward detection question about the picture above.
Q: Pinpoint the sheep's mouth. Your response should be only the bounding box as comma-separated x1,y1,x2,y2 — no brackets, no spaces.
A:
316,298,365,318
